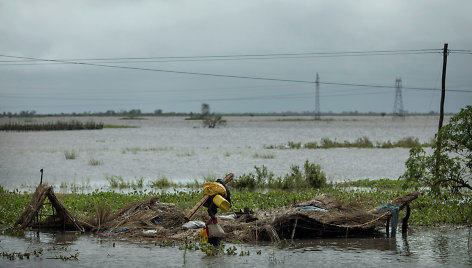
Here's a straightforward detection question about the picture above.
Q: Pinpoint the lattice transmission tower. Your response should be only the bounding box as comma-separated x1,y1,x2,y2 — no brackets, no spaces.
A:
315,73,320,120
393,77,405,119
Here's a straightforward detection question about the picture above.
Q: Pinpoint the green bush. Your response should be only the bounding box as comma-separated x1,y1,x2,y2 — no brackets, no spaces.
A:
233,161,326,190
304,160,326,188
233,173,257,190
149,176,172,188
402,105,472,195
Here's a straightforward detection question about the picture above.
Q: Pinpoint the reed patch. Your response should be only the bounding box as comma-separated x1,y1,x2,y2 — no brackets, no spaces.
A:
265,136,432,149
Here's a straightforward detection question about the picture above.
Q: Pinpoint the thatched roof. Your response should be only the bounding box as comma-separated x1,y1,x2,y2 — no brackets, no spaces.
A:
16,185,89,232
16,186,419,242
96,197,187,234
96,192,419,242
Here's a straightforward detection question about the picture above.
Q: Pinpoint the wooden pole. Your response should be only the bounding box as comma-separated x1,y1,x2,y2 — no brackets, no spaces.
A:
386,218,390,238
40,169,43,185
290,219,298,240
438,43,448,131
185,173,234,221
435,43,448,180
402,205,411,234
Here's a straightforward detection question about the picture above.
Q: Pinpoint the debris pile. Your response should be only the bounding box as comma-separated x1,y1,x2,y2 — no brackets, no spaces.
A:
17,185,419,242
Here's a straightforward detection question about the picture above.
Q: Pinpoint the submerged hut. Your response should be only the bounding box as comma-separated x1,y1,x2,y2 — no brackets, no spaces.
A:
16,185,419,242
92,191,419,242
16,185,91,232
222,192,419,242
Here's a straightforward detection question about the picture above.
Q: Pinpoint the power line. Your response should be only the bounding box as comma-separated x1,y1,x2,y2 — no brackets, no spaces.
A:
0,51,441,65
0,48,443,64
0,53,470,93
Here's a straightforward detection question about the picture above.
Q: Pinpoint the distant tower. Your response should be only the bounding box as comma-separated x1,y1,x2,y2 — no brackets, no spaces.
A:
393,77,405,119
315,73,320,120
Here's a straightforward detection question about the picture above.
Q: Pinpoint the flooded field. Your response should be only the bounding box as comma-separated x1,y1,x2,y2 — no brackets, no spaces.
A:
0,115,446,191
1,227,471,267
3,115,471,267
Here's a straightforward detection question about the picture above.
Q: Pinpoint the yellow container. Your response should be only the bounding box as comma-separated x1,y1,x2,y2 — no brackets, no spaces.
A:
198,228,208,243
213,194,230,211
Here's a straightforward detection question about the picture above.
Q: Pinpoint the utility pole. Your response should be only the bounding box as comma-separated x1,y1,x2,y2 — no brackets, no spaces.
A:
438,43,448,131
315,73,320,120
393,77,404,120
435,43,449,180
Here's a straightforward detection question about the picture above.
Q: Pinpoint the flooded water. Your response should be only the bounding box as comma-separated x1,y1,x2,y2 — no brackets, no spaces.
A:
2,115,470,267
1,227,471,267
0,115,446,191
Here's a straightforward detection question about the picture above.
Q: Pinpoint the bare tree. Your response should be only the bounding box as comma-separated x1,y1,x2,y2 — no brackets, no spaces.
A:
201,103,210,117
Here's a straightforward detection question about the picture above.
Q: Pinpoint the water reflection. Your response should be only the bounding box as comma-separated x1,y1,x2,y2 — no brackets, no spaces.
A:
292,237,398,252
24,230,79,245
2,228,471,267
433,233,450,264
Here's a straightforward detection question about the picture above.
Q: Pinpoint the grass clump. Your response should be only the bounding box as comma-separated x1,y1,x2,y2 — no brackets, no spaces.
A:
149,175,172,188
88,200,113,229
88,157,103,166
378,137,421,148
252,153,275,159
122,147,171,154
265,136,432,150
64,150,78,160
106,176,144,189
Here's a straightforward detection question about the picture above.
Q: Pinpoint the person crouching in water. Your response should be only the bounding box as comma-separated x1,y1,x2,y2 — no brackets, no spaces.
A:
202,179,231,246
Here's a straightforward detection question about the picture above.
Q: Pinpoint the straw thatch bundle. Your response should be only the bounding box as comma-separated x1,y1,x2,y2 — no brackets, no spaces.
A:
16,187,419,243
97,197,187,234
218,192,419,242
16,185,88,232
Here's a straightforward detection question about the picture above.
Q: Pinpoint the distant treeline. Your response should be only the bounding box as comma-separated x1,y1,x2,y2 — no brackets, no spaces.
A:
0,120,103,131
0,109,449,118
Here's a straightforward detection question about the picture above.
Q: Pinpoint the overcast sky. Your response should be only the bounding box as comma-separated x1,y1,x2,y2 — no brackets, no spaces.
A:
0,0,471,114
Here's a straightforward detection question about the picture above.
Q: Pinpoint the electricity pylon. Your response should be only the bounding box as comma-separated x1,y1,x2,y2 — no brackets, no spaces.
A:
393,77,405,120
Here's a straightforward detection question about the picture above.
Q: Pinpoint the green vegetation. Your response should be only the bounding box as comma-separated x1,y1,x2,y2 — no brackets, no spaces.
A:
1,176,471,238
176,151,196,157
0,120,103,131
64,150,78,160
121,146,171,154
402,105,472,195
103,124,138,128
148,175,173,188
265,136,433,150
232,161,326,190
1,248,43,261
105,175,144,189
252,153,275,159
276,118,333,122
186,103,226,128
88,157,103,166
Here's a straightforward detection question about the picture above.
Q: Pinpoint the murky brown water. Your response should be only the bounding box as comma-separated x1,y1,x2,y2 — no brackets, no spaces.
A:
0,115,446,192
1,227,470,267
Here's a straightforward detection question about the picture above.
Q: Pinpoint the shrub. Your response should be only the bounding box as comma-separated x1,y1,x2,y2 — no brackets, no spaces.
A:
149,176,172,188
304,160,326,188
402,105,472,195
233,173,257,190
283,165,306,189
